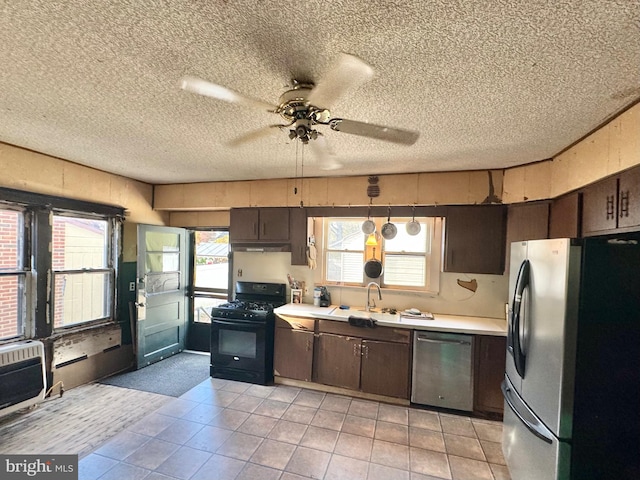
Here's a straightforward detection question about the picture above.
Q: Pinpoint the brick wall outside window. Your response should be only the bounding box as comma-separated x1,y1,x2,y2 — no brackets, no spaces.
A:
0,210,22,338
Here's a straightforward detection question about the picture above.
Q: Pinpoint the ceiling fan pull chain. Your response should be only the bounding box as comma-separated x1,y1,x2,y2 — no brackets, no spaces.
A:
294,140,299,195
300,143,305,207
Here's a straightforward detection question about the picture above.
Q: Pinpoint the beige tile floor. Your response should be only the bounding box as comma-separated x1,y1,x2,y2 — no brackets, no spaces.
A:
78,379,511,480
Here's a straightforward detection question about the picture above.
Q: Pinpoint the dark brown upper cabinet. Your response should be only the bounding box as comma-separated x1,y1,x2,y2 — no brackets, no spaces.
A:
289,207,308,266
505,202,549,271
444,205,507,275
582,167,640,236
549,193,581,239
229,208,290,242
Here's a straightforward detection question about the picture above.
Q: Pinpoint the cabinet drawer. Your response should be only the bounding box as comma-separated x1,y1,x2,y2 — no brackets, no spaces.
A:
276,315,315,331
317,320,410,343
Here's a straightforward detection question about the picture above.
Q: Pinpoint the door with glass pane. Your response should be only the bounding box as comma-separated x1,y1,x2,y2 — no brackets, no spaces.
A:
136,224,187,368
187,230,230,352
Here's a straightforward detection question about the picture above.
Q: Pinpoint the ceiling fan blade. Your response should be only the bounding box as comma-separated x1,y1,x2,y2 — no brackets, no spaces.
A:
308,134,342,170
227,124,289,147
307,53,374,109
328,118,419,145
180,76,277,112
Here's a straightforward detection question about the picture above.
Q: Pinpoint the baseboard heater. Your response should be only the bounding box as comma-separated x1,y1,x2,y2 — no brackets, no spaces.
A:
0,340,46,417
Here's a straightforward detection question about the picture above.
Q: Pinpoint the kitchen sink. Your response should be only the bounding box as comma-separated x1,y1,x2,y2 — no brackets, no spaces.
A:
327,307,400,323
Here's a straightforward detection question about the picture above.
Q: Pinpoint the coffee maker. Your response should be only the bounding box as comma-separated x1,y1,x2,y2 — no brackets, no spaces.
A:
319,286,331,307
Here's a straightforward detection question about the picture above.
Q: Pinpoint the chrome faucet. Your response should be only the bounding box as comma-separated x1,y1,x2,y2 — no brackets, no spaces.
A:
366,282,382,312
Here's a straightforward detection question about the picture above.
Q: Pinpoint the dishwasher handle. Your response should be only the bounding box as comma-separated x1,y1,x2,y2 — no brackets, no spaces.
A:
416,334,471,346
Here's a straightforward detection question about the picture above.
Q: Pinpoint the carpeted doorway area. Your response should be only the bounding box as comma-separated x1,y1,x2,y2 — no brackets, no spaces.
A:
99,351,210,397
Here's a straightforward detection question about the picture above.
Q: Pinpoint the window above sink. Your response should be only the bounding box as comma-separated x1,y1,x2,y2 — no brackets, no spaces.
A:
322,216,443,294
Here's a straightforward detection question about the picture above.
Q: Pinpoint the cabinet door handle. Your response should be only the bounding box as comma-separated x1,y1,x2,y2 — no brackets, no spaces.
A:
306,339,311,351
606,195,615,220
619,191,630,218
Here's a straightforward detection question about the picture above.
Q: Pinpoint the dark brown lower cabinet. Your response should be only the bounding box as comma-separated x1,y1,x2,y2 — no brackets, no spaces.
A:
314,321,412,399
274,327,314,382
473,335,506,416
360,340,410,398
274,316,315,382
314,333,361,390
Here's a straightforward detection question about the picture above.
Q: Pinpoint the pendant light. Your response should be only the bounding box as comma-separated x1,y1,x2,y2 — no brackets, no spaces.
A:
365,232,379,246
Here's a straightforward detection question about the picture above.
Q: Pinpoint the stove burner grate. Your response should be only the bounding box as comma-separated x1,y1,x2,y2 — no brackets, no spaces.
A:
217,300,275,312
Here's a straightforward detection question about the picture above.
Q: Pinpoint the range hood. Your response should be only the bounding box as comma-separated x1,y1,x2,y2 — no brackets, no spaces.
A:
231,243,291,253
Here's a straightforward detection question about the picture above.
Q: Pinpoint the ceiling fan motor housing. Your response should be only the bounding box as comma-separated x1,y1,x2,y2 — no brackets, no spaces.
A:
278,86,313,121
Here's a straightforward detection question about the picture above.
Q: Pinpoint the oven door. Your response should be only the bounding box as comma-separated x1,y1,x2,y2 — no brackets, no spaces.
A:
211,318,267,372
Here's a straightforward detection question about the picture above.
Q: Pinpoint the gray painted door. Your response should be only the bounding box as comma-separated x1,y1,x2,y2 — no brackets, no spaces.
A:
136,224,187,369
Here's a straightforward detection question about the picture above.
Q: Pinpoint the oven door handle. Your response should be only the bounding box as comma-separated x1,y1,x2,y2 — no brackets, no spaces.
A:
212,318,265,328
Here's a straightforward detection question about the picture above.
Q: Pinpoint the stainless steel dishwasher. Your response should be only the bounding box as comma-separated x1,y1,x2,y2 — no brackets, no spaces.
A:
411,331,474,411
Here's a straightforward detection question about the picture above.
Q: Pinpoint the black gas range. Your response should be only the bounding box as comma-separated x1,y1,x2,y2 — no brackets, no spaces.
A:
210,281,286,385
211,301,276,321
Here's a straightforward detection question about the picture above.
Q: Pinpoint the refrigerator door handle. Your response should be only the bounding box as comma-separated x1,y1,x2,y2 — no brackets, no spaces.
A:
509,259,530,378
502,379,553,444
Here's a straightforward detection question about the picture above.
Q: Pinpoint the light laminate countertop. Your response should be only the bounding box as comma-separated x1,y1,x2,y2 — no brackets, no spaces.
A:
274,303,507,337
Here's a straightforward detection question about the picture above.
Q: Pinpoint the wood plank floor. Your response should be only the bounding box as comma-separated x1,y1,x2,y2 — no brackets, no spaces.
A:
0,383,171,457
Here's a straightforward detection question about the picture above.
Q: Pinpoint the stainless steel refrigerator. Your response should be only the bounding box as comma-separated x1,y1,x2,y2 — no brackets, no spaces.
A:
502,235,640,480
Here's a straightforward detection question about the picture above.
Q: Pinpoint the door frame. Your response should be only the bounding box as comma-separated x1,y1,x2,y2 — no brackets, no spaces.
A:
186,228,231,352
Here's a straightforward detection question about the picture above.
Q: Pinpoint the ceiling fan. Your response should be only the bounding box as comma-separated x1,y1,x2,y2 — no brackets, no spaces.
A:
180,53,419,169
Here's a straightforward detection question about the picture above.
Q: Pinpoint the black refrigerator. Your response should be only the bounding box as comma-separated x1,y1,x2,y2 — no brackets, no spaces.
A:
502,234,640,479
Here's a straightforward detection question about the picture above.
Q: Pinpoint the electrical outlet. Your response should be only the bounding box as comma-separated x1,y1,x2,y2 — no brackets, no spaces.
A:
129,281,136,292
237,269,242,277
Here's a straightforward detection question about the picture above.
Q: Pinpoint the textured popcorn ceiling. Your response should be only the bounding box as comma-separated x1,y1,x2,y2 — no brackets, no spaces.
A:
0,1,639,184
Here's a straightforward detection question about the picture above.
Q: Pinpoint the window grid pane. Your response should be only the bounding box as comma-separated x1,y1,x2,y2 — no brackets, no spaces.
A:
52,214,114,328
325,218,365,284
52,216,108,270
0,209,26,339
0,209,23,271
383,222,430,253
194,231,229,290
193,230,230,323
327,220,365,250
384,254,426,287
193,296,227,323
0,275,25,338
53,272,111,327
327,251,364,283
